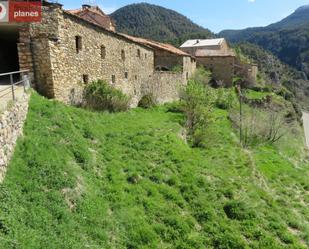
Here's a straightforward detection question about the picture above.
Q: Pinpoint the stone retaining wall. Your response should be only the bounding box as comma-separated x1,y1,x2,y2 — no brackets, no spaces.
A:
0,93,30,183
151,72,185,104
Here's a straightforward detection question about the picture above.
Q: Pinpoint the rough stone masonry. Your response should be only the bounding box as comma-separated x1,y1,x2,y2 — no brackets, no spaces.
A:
0,93,30,183
16,2,196,107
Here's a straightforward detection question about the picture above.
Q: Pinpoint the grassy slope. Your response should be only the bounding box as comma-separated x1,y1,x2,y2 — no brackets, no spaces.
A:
0,93,309,249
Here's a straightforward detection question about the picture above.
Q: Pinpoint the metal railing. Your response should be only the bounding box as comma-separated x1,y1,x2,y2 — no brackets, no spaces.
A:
0,70,31,101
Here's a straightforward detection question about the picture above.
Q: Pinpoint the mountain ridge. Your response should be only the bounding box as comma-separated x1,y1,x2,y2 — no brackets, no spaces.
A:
110,3,214,45
219,5,309,77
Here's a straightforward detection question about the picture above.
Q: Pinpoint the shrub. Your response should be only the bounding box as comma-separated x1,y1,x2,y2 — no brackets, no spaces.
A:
223,201,256,221
180,67,215,147
190,66,212,86
171,64,183,73
215,88,238,110
165,102,183,113
84,80,130,112
229,107,285,147
138,94,156,109
180,80,215,137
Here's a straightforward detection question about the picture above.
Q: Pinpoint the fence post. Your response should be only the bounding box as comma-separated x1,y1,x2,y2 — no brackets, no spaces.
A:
10,74,15,101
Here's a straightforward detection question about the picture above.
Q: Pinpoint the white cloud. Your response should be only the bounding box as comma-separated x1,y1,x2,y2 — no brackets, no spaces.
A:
248,0,256,3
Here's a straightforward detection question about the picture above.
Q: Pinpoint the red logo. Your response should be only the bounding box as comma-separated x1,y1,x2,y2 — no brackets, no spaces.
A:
9,1,42,23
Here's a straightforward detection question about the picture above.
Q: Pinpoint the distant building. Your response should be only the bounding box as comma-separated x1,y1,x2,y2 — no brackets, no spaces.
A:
180,38,257,86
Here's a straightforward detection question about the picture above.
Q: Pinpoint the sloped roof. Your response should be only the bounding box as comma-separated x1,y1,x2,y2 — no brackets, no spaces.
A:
68,6,106,16
195,48,235,57
121,34,193,58
67,6,115,31
180,38,225,48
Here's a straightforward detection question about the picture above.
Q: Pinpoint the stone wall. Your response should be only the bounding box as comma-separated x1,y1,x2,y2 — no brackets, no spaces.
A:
155,50,183,70
183,56,196,80
28,6,155,107
197,56,235,87
154,50,196,81
0,93,30,183
151,72,185,104
22,4,195,107
235,58,258,87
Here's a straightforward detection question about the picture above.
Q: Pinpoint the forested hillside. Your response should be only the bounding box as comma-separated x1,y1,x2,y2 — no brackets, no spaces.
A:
234,42,309,108
110,3,214,45
220,6,309,78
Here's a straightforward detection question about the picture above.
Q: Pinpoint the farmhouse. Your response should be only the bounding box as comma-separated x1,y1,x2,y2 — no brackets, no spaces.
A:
0,1,195,107
67,4,116,32
180,38,257,86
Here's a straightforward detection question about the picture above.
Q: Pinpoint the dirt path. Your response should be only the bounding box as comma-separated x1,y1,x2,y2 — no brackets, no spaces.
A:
302,112,309,148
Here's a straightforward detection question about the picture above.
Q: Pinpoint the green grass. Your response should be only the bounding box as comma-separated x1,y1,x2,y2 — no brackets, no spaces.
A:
0,93,309,248
245,89,272,100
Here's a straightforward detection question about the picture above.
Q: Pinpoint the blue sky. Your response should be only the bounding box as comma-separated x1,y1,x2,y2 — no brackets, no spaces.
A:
61,0,309,32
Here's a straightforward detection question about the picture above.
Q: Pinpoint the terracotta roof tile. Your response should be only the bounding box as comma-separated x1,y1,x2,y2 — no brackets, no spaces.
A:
67,6,115,31
121,34,193,58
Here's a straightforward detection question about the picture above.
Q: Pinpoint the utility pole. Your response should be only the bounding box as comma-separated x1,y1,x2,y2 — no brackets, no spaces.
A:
236,84,243,146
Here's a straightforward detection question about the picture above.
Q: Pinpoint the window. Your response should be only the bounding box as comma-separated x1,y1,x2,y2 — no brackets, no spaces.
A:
101,45,106,59
145,53,147,59
75,36,82,53
83,74,89,84
112,75,116,83
137,49,141,58
125,72,128,79
135,75,138,80
186,72,189,80
121,50,125,61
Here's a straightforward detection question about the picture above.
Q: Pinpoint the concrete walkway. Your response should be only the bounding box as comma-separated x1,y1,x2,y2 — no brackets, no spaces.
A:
302,112,309,148
0,85,25,112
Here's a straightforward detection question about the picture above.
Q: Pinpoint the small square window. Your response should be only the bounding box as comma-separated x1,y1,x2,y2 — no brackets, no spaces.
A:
112,75,116,83
83,74,89,84
125,72,128,79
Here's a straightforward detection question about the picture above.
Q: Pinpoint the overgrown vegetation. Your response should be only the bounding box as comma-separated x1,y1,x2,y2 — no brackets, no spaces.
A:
138,94,156,109
233,42,309,109
84,80,130,112
0,92,308,248
1,92,308,248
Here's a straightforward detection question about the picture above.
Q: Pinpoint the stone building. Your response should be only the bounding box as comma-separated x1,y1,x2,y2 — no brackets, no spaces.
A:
121,35,196,103
67,4,116,32
180,38,257,87
0,1,196,107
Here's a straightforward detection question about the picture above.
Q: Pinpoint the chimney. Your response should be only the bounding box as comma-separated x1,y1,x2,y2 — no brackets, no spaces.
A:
82,4,91,10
